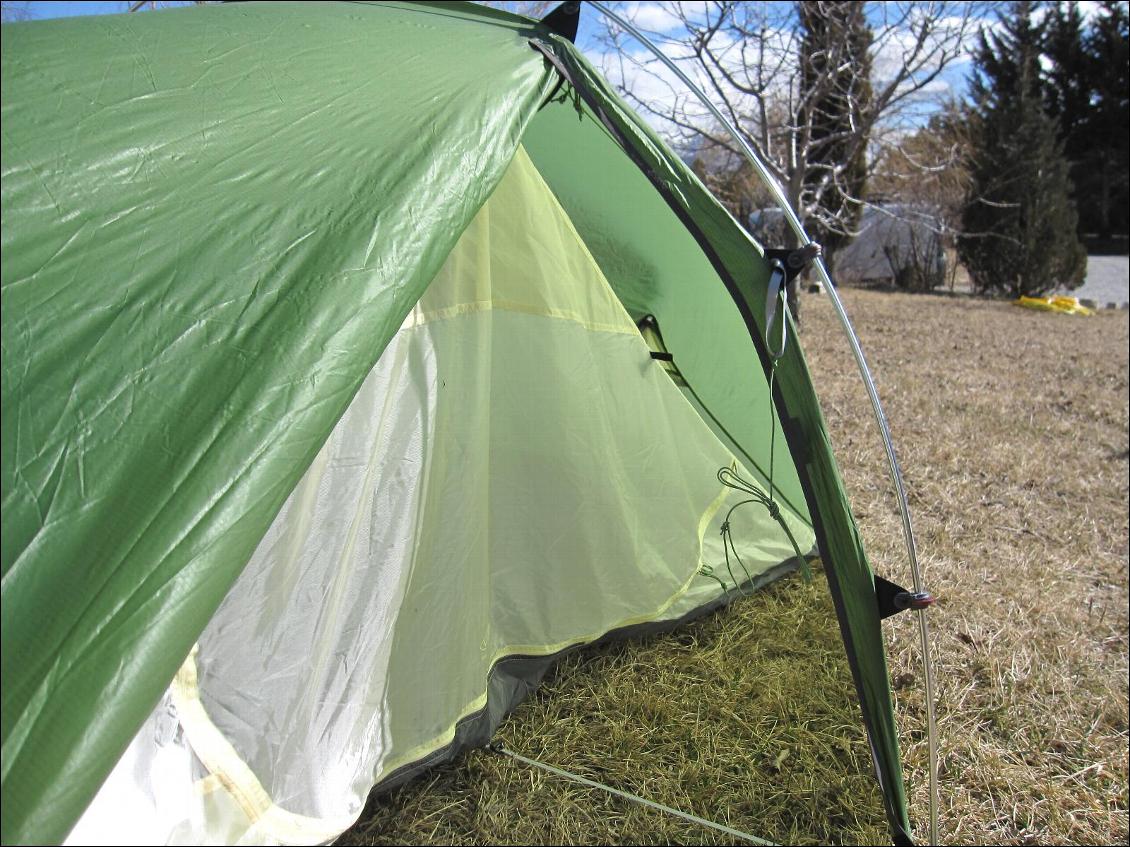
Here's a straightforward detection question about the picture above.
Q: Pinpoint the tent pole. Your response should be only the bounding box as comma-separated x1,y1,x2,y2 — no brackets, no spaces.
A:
585,4,939,844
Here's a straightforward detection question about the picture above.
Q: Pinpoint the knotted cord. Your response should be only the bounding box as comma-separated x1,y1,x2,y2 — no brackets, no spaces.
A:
700,264,812,592
715,464,813,590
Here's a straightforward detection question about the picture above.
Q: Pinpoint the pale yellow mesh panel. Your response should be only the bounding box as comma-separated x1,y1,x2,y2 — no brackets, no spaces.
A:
68,146,814,846
409,147,639,335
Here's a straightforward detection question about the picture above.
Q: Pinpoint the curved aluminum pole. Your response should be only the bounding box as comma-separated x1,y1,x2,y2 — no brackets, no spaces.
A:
586,3,939,844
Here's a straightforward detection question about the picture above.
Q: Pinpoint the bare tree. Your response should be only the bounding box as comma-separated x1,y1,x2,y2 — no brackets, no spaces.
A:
870,102,975,290
597,2,983,288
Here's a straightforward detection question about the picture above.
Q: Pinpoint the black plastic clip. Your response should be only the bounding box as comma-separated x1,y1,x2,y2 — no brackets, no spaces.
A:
541,2,581,43
875,575,936,619
763,242,822,285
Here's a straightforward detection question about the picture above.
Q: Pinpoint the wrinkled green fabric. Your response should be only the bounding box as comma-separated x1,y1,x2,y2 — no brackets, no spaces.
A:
2,1,910,844
524,37,911,841
524,104,809,523
0,3,552,842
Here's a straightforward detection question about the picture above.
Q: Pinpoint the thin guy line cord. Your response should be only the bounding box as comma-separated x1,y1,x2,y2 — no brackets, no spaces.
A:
489,743,778,846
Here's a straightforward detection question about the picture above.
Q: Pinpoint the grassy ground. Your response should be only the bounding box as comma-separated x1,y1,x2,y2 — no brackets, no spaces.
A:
341,288,1129,845
804,289,1129,845
343,568,888,846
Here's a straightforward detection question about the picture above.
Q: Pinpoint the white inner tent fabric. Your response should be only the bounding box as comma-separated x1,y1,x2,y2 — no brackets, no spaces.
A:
66,147,815,846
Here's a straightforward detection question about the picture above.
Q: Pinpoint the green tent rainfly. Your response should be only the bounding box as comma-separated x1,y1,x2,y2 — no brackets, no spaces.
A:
1,2,911,844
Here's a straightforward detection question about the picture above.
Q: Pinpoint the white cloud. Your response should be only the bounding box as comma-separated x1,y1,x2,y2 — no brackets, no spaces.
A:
584,1,984,147
620,1,682,33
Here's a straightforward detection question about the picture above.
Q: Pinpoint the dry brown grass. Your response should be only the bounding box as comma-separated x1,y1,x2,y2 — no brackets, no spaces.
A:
804,289,1129,845
341,289,1129,846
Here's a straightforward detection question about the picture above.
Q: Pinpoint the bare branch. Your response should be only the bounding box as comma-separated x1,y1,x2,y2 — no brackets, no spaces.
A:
595,0,982,254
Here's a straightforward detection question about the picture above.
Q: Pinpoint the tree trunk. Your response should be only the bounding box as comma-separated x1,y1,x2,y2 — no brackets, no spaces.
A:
1099,151,1112,240
784,175,804,327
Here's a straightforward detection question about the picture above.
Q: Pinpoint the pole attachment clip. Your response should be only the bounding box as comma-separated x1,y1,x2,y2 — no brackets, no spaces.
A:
875,575,936,619
764,242,822,285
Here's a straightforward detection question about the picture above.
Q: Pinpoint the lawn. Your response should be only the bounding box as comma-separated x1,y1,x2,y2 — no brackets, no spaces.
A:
806,289,1129,845
341,288,1129,846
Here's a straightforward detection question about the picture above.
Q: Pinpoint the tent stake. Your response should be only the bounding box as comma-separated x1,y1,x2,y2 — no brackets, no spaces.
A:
586,4,940,844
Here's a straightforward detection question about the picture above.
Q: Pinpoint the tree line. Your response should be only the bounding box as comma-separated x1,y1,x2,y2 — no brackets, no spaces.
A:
959,0,1126,297
601,1,1129,303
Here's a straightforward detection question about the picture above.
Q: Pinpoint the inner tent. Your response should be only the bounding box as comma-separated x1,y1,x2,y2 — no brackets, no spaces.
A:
67,111,817,846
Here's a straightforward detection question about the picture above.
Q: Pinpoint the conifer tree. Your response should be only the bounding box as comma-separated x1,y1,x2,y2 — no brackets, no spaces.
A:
1084,1,1130,237
798,1,874,266
959,1,1087,296
1044,1,1130,239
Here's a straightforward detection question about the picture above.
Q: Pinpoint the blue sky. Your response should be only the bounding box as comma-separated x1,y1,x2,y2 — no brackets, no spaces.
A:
5,1,151,18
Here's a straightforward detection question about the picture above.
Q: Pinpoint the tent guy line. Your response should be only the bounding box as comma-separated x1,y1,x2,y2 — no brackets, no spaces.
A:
489,742,778,846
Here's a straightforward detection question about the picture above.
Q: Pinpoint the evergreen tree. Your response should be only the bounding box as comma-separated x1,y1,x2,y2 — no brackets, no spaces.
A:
958,1,1087,297
1084,1,1129,237
1044,1,1130,239
1043,2,1091,184
798,1,873,267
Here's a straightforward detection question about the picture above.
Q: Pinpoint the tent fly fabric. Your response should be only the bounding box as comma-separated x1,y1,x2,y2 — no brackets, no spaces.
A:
1,2,911,844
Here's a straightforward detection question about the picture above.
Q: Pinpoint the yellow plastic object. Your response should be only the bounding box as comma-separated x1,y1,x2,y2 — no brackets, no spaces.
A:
1014,295,1094,315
